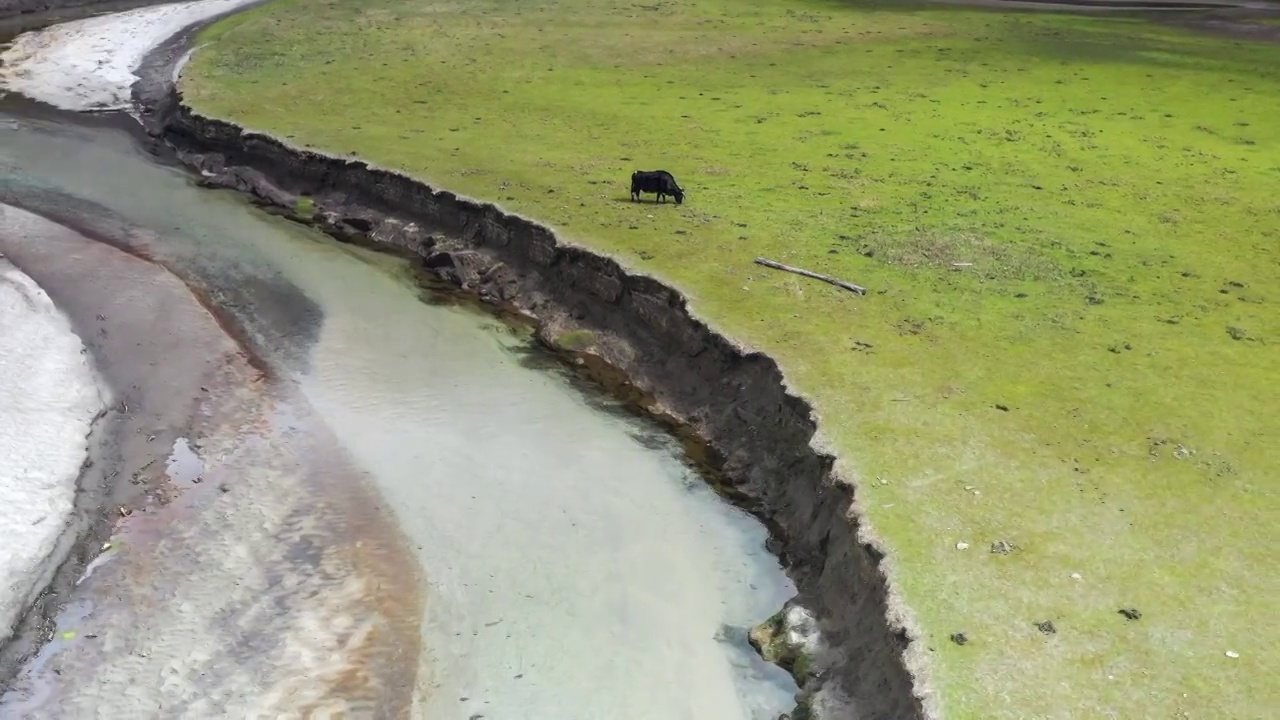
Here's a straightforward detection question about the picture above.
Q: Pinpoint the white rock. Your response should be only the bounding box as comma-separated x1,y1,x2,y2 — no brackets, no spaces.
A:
782,605,822,654
956,542,969,550
1070,572,1083,580
1225,650,1239,659
0,260,106,646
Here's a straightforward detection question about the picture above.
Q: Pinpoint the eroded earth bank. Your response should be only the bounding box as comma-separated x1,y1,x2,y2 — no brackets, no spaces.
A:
1,4,826,719
130,17,932,720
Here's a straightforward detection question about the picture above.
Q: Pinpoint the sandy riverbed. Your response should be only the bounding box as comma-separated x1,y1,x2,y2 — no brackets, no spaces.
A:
0,198,425,716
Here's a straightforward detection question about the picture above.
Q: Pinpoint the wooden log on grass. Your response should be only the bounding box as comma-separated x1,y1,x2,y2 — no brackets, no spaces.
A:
753,257,867,295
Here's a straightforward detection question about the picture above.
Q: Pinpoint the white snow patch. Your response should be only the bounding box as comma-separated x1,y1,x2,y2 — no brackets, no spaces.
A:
0,259,106,645
0,0,259,112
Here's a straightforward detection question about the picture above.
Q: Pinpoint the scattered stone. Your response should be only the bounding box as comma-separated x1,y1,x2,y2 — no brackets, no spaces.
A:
1070,572,1083,580
955,542,970,550
994,403,1010,412
423,250,492,288
950,632,968,646
1226,326,1248,341
749,603,823,682
340,216,374,233
1118,608,1142,621
990,540,1015,555
1225,650,1239,659
1036,620,1057,635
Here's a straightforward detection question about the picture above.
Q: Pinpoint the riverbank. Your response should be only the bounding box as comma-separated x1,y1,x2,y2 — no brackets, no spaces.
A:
166,0,1279,718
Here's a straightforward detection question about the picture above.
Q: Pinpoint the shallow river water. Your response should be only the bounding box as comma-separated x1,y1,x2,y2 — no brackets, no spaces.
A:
0,104,797,718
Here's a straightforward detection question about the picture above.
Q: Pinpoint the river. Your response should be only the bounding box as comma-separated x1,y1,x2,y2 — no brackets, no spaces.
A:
0,64,797,720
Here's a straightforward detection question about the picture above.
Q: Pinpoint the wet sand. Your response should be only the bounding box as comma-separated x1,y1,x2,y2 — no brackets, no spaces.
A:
0,205,424,716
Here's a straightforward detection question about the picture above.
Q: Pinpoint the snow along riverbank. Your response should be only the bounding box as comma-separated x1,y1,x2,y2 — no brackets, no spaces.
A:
0,0,258,111
0,256,105,647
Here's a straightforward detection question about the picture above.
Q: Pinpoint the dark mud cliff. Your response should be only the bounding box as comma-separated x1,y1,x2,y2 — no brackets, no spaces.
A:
132,32,933,719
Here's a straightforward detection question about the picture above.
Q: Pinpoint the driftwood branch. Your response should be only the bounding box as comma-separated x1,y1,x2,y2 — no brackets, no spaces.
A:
753,257,867,295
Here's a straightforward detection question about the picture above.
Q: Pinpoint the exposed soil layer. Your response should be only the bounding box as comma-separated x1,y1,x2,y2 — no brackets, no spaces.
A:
133,32,934,720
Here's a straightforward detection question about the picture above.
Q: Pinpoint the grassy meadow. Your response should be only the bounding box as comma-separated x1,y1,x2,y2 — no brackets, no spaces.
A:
183,1,1280,717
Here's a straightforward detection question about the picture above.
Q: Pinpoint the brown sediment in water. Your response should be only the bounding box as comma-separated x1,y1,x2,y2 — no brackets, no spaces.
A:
133,38,936,720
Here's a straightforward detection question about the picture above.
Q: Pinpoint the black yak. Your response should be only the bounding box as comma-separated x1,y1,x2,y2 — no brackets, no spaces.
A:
630,170,685,205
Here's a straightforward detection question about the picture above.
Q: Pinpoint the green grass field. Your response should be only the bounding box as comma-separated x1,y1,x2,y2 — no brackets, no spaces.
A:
184,1,1279,717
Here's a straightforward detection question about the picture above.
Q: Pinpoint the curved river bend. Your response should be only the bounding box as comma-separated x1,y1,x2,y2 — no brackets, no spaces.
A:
0,99,797,717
